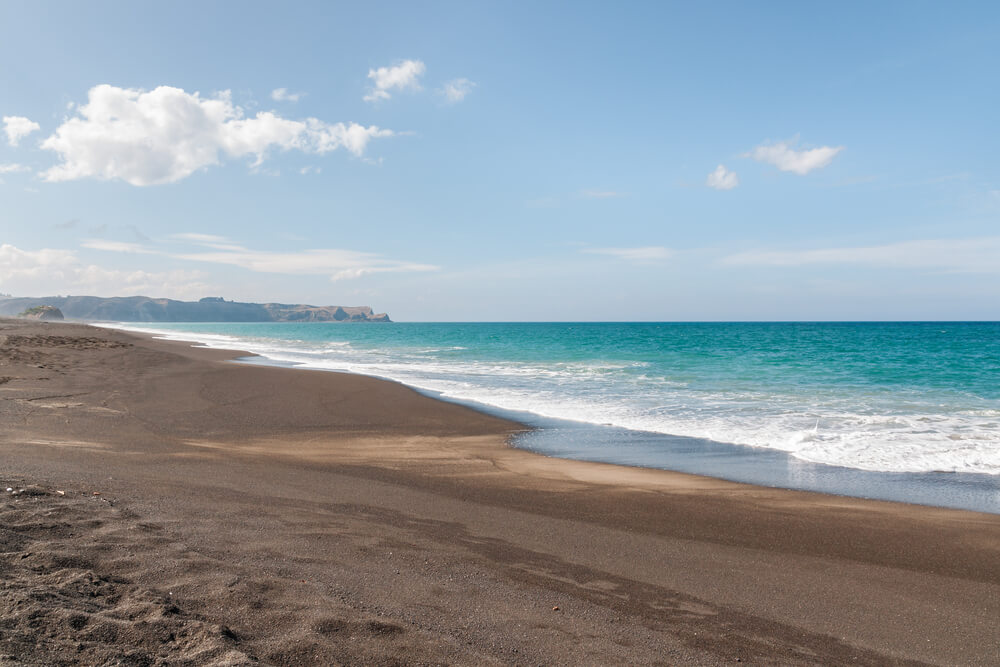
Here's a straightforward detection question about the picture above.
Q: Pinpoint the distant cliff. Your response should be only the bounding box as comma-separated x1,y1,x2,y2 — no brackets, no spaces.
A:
0,296,390,323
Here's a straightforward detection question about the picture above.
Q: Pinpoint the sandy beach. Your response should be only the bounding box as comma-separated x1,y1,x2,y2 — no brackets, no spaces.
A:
1,318,998,666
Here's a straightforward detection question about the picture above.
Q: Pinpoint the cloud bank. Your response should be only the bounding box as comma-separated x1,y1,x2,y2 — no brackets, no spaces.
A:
3,116,40,146
364,60,426,102
706,164,739,190
0,243,211,298
39,85,393,186
747,139,843,175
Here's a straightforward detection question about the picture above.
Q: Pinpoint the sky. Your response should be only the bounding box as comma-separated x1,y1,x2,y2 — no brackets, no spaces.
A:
1,1,998,321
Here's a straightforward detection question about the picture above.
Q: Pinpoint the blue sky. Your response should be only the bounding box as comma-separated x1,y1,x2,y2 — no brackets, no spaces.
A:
1,1,998,320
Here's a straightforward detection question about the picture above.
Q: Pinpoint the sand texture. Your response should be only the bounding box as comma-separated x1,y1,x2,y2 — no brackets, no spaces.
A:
1,318,999,666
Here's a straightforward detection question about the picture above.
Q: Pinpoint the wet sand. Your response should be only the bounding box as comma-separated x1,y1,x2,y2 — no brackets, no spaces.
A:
1,318,998,665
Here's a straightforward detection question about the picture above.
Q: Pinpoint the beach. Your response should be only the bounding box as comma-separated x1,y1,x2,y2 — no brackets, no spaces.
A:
2,318,999,665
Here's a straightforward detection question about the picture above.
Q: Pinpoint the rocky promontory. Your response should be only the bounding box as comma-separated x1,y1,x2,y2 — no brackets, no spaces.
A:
17,305,65,321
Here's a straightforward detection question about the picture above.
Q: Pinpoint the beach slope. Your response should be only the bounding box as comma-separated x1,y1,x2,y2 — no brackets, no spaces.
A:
1,319,998,665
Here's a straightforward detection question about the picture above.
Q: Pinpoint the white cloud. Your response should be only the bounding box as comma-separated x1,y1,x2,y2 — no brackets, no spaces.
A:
0,163,30,185
270,88,303,103
706,164,739,190
0,243,212,299
3,116,40,146
174,246,438,281
583,246,673,262
84,235,438,282
439,78,475,103
39,85,393,186
165,233,246,252
722,237,1000,273
81,239,158,254
364,60,426,102
0,245,76,280
71,265,211,298
169,232,231,244
746,139,843,175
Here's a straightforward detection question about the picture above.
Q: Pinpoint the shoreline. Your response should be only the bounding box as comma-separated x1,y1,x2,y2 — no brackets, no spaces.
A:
2,318,999,665
104,320,1000,515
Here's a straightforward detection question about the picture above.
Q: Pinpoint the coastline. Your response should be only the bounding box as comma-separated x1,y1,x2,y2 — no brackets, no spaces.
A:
101,320,1000,515
2,318,999,665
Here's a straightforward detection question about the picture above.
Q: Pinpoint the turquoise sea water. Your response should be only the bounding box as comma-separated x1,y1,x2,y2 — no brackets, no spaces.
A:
107,321,1000,512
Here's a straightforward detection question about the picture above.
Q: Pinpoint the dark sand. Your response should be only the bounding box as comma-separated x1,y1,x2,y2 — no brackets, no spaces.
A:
1,319,998,666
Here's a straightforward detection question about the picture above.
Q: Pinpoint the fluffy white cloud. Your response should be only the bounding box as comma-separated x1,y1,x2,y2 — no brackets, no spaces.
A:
364,60,426,102
746,139,843,175
583,246,673,262
0,243,212,298
270,88,303,103
440,78,475,103
0,245,76,280
3,116,40,146
706,164,739,190
722,237,1000,273
39,85,393,186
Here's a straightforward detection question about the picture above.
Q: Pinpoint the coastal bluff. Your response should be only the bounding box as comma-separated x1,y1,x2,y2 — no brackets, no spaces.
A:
0,296,390,323
17,305,65,321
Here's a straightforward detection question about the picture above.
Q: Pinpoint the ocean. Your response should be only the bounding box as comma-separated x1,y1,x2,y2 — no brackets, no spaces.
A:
105,321,1000,513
